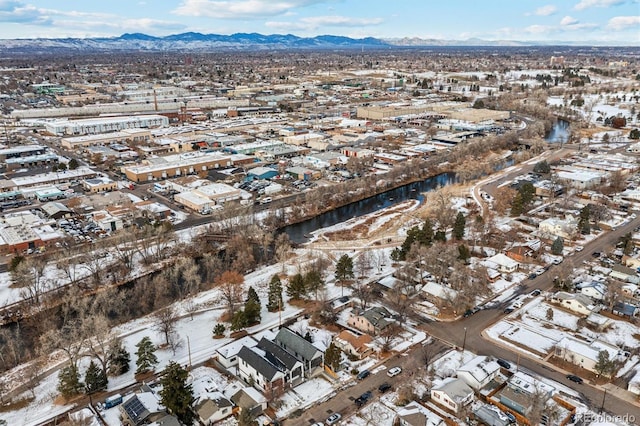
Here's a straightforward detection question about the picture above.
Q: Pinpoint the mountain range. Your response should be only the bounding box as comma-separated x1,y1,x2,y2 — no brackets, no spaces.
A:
0,32,631,53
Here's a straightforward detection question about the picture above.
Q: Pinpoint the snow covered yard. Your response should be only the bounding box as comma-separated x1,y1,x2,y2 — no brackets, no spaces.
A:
275,377,335,418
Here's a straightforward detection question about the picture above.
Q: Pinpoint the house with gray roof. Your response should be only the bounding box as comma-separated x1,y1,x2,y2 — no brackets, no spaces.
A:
257,337,304,386
347,306,394,335
430,378,474,413
237,346,286,396
274,327,324,377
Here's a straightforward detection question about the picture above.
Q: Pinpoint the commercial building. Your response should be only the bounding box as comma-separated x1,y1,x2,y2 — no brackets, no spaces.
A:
60,129,152,149
44,115,168,136
83,177,118,193
122,151,233,183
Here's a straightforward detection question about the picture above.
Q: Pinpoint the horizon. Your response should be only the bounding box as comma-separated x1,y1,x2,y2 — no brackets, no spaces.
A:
0,0,637,44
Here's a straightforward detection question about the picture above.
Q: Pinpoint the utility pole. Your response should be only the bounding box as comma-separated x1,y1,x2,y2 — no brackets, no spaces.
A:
600,388,607,413
187,335,192,371
462,327,467,352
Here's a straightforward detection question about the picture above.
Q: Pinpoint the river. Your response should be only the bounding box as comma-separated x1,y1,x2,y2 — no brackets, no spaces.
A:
283,172,456,243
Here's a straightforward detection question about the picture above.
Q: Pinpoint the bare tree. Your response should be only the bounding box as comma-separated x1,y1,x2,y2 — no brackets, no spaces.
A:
11,256,50,305
274,233,292,273
84,314,115,378
215,270,245,316
154,306,179,348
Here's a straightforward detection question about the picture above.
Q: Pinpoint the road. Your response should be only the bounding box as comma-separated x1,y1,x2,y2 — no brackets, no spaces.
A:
289,340,450,425
421,213,640,419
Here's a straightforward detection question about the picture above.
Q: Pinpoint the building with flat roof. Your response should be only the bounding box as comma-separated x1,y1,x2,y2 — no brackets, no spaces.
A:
44,115,168,136
0,145,46,161
122,151,233,183
60,129,151,149
83,177,117,193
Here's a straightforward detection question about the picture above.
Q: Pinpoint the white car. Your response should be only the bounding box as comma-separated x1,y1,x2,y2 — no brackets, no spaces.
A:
387,367,402,377
575,246,584,252
326,413,341,425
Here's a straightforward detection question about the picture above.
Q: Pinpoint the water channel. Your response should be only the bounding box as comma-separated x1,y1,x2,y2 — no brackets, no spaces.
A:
284,172,456,243
545,119,571,143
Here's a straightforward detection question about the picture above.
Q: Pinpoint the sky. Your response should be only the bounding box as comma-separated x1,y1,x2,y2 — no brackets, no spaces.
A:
0,0,637,43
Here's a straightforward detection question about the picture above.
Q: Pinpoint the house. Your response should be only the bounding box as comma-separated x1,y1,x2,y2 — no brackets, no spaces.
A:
552,292,598,316
555,336,620,375
274,327,324,377
473,405,512,426
216,336,258,371
333,330,374,359
576,281,607,301
147,415,181,426
256,338,305,386
609,264,640,284
347,306,394,335
194,394,233,425
497,372,555,417
396,401,445,426
120,392,166,426
539,216,578,239
612,301,639,317
430,378,474,413
225,385,267,418
237,346,286,396
457,356,501,390
486,253,519,274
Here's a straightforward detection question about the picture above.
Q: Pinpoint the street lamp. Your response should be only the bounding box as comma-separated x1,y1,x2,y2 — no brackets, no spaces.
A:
462,327,467,352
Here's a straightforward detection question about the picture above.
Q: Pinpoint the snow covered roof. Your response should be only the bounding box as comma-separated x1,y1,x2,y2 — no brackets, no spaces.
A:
557,336,619,362
216,335,258,360
457,356,500,385
486,253,519,269
397,401,445,426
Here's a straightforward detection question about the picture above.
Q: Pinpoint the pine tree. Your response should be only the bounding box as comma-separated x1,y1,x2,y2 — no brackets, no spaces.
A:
457,244,471,262
231,310,248,331
246,286,259,305
238,409,258,426
266,275,283,312
244,293,261,325
135,336,158,374
324,342,342,372
420,219,434,245
159,361,195,425
304,269,324,300
453,211,466,240
335,254,354,282
213,323,226,337
304,331,313,342
107,339,130,376
551,237,564,255
511,192,524,216
434,229,447,242
286,273,306,300
57,363,83,399
546,307,554,321
85,360,108,394
578,205,591,234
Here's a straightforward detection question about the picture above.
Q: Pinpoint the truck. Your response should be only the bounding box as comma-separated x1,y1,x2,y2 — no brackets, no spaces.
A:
104,393,123,409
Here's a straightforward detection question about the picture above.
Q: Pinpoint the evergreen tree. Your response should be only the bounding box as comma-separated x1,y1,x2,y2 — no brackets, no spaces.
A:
68,158,79,170
246,286,259,305
546,307,554,321
159,361,195,425
519,182,535,205
511,192,524,216
286,273,306,300
304,331,313,342
533,160,551,174
457,244,471,262
335,254,354,282
551,237,564,255
238,409,258,426
324,342,342,372
85,360,108,394
57,363,83,399
420,219,434,246
304,269,325,300
107,339,131,376
244,293,261,325
231,310,248,331
578,205,591,235
135,336,158,374
594,350,615,377
434,229,447,242
266,275,283,312
453,212,466,240
213,323,226,337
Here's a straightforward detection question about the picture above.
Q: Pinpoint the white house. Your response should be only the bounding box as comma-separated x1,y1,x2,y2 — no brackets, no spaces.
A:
216,336,258,371
555,336,620,375
576,282,607,301
486,253,519,274
194,393,233,425
457,356,501,390
552,291,598,316
430,378,474,413
539,216,578,240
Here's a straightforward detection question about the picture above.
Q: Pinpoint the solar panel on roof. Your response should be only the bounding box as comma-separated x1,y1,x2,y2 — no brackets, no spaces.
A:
123,397,146,422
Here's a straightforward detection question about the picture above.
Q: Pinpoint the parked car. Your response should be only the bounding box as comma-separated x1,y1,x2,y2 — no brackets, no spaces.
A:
357,369,371,380
497,359,511,369
326,413,342,425
503,307,515,314
387,367,402,377
528,273,537,280
566,374,583,384
530,289,541,297
355,391,373,407
575,245,584,252
378,383,392,393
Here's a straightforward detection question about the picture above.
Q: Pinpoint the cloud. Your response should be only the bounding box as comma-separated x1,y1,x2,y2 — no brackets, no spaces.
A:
533,5,558,16
0,1,52,25
173,0,328,19
266,15,383,31
560,16,578,25
607,15,640,29
574,0,625,10
524,24,553,34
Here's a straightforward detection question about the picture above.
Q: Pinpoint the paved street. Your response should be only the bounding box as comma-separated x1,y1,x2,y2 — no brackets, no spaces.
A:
289,340,450,425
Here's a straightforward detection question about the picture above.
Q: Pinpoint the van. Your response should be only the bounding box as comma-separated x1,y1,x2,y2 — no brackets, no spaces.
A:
104,394,123,409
